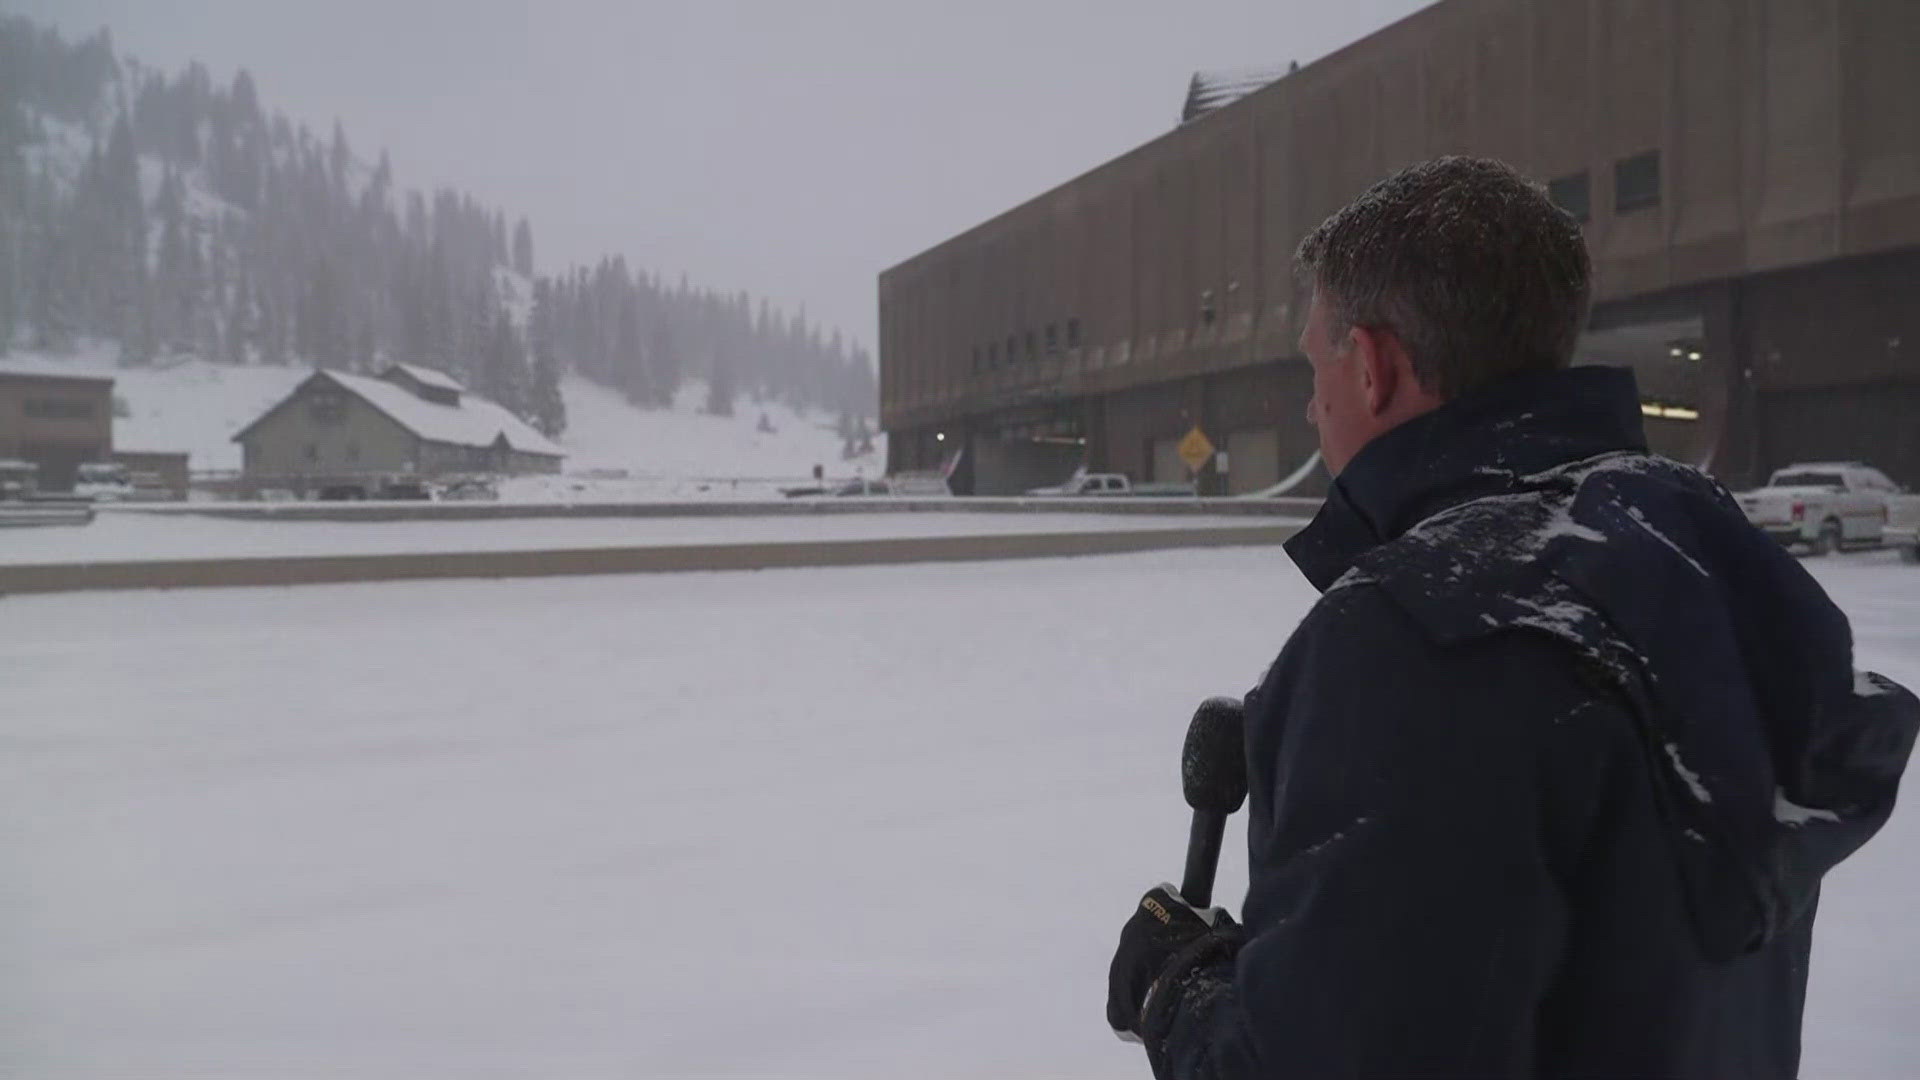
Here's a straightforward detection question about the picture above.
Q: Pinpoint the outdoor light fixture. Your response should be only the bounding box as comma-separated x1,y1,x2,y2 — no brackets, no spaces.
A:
1641,402,1701,421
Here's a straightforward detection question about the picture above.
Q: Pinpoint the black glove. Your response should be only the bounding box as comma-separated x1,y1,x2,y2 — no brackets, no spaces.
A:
1107,884,1242,1039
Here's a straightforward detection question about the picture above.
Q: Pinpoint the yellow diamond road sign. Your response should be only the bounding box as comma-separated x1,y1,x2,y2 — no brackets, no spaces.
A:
1177,426,1216,473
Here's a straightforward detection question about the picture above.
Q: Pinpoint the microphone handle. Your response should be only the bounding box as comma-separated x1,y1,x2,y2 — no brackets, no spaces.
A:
1180,809,1225,909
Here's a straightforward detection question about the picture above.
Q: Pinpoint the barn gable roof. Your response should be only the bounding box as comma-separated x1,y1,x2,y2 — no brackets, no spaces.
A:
232,367,564,458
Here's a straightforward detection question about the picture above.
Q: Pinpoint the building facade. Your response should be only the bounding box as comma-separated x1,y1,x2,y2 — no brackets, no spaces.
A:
0,367,114,492
880,0,1920,495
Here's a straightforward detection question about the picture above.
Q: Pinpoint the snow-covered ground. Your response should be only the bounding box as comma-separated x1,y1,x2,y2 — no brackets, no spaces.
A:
3,551,1916,1078
0,346,881,487
0,511,1279,566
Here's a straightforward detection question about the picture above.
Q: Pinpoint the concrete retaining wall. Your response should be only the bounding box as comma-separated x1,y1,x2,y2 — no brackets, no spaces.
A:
105,496,1322,524
0,522,1303,596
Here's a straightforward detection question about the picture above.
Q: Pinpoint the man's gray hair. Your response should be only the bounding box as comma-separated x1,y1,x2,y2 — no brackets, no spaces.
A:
1295,157,1593,400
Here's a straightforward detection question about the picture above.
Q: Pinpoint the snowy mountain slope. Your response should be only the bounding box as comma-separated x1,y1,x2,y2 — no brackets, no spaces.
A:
553,375,882,478
3,19,876,443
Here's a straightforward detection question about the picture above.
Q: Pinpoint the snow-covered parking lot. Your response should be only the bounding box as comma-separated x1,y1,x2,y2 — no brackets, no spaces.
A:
3,549,1917,1077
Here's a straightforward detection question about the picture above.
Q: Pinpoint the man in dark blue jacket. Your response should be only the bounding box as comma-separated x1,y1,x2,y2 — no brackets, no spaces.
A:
1105,157,1920,1079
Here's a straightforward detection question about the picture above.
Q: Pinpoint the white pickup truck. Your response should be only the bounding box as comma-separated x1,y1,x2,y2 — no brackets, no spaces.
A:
1737,463,1901,554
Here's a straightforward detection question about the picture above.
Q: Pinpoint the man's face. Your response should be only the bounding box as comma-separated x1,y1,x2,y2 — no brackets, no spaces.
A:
1300,288,1367,476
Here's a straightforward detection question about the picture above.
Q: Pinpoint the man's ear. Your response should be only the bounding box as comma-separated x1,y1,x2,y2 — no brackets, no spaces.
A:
1349,324,1399,417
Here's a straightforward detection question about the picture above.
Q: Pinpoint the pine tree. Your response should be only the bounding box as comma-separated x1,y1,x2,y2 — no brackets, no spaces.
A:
259,291,288,364
297,259,347,366
224,276,250,364
0,230,16,356
23,159,74,351
480,308,529,417
526,279,567,435
328,119,350,189
151,168,189,350
512,217,533,278
231,69,259,124
615,288,646,405
705,349,735,417
66,114,147,345
530,348,565,435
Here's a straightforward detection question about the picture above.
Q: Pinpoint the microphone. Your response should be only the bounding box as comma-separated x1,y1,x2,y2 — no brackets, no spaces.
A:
1179,696,1248,909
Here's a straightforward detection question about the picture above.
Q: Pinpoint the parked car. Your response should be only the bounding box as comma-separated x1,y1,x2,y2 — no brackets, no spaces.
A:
0,459,38,501
376,480,434,501
887,471,954,497
73,461,134,501
1737,462,1899,554
437,475,500,501
1028,472,1132,496
831,477,890,497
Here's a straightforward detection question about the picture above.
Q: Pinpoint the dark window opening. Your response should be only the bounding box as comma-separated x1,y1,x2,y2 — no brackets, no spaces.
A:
1548,171,1591,223
1046,323,1059,355
308,391,346,425
1025,331,1037,361
1614,151,1660,213
1201,290,1217,326
1067,317,1082,348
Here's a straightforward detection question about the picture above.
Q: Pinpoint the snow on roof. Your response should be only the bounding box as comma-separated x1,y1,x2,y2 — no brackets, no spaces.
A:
388,363,466,393
0,359,116,384
308,370,563,458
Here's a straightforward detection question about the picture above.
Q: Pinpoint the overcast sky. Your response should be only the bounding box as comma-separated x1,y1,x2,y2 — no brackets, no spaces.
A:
8,0,1430,352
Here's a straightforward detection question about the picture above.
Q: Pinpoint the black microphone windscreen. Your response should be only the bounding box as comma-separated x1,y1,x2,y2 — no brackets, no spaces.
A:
1182,696,1248,815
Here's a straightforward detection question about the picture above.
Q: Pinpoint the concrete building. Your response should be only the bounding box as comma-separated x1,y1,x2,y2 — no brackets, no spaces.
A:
880,0,1920,495
0,365,115,492
233,363,563,494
